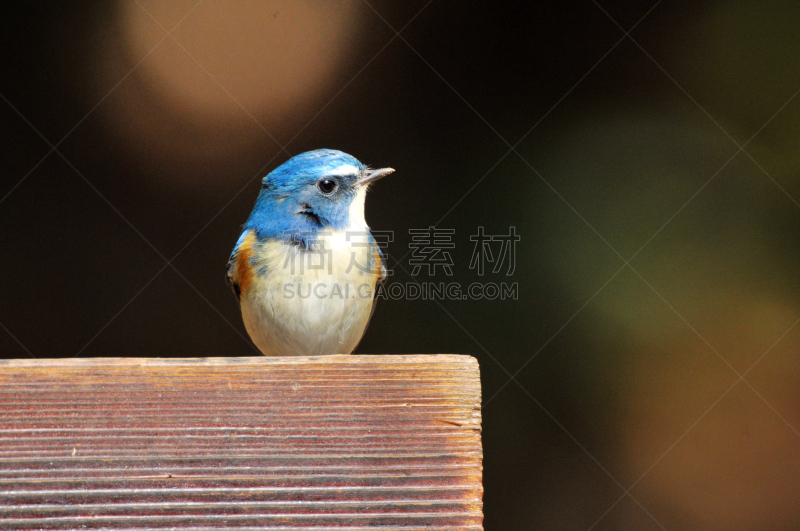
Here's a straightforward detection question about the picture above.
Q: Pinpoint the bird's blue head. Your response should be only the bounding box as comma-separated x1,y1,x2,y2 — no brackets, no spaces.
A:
243,149,394,241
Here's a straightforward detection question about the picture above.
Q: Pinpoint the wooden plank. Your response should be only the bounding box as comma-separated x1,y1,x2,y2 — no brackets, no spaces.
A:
0,355,482,530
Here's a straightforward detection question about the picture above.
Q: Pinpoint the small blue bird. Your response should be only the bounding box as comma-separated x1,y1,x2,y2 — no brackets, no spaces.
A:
227,149,394,356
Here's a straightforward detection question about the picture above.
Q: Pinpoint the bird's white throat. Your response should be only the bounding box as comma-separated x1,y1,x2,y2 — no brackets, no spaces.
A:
348,185,368,230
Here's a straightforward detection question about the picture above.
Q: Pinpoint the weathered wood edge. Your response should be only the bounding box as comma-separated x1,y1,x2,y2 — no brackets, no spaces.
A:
0,354,478,368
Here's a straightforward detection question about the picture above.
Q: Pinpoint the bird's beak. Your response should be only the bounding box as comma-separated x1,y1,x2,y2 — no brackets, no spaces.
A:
358,167,395,186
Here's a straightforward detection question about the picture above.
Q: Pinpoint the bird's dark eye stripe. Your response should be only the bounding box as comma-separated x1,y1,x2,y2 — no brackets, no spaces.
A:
317,178,338,194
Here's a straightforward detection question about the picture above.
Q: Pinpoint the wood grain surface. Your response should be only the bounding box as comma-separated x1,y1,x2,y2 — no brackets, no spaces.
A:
0,355,482,530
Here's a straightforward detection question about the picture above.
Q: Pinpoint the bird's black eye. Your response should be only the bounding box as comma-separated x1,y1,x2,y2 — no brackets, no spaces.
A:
317,178,338,194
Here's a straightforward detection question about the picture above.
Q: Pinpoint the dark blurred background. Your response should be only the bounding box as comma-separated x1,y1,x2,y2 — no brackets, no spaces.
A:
3,1,800,529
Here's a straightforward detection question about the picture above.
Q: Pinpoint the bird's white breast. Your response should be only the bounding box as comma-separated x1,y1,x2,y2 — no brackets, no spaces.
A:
241,213,380,356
